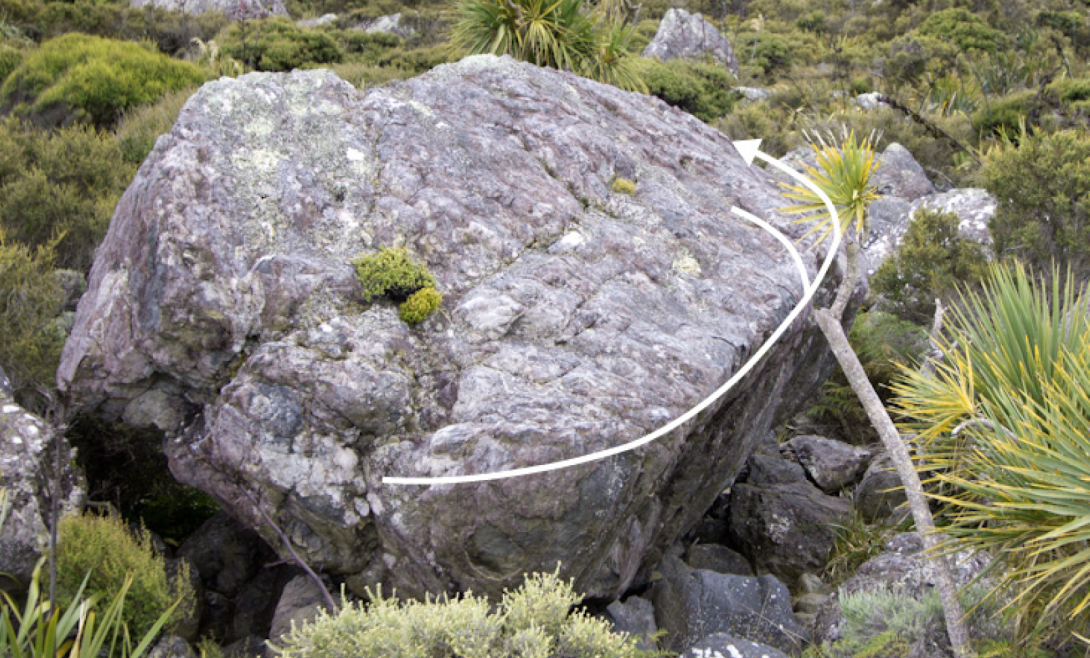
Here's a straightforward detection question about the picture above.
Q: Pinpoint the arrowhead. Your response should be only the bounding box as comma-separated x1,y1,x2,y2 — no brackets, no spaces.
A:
733,139,762,166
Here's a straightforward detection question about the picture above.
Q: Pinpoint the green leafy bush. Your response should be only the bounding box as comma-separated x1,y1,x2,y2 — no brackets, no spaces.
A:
0,118,132,270
871,208,988,324
0,229,65,398
0,33,205,129
630,57,737,122
114,86,196,166
982,129,1090,281
735,30,793,79
917,8,1003,53
273,570,655,658
971,90,1035,135
398,286,442,324
0,44,22,83
221,18,343,72
57,513,195,641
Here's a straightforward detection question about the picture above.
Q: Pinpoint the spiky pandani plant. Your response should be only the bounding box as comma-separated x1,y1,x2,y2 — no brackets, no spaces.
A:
0,560,180,658
451,0,646,92
779,128,881,244
891,263,1090,645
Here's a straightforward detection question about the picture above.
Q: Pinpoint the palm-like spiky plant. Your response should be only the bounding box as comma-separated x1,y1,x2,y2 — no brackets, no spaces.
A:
779,129,881,243
892,263,1090,644
451,0,645,91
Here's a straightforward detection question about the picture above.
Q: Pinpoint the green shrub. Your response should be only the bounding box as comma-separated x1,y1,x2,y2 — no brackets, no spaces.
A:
114,86,196,166
335,29,402,61
0,230,65,398
0,119,132,271
982,130,1090,280
0,44,23,84
610,177,636,194
918,8,1003,53
273,570,654,658
883,34,960,89
734,31,793,79
354,246,437,302
58,513,195,640
221,18,343,72
398,286,442,324
0,33,205,129
630,57,737,122
971,90,1035,135
871,208,989,324
374,43,454,74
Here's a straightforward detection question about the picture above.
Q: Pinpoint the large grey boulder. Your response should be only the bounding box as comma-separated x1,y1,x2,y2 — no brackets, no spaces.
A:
129,0,287,21
643,9,739,74
652,553,808,654
59,56,846,600
0,394,83,588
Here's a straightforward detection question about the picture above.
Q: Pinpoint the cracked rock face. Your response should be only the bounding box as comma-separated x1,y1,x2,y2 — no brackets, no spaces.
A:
59,56,842,599
0,391,84,586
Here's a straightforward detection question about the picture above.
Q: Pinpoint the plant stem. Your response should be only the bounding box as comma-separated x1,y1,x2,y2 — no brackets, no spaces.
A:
812,246,976,658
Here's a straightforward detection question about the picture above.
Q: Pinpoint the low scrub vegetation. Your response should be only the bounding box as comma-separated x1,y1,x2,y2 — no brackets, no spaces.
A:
0,33,205,128
273,570,658,658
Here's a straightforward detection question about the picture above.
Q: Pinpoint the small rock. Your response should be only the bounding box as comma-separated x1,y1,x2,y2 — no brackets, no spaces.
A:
908,188,996,248
147,635,197,658
783,434,871,493
797,572,824,595
642,9,739,73
652,553,808,654
727,480,851,585
734,86,770,101
854,92,883,110
267,575,334,650
353,13,415,39
603,596,659,652
793,592,827,614
297,13,337,27
684,543,753,577
743,453,808,486
872,143,936,202
854,451,907,524
682,633,790,658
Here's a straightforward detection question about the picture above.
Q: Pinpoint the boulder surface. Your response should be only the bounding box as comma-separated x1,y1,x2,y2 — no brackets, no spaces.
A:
0,392,84,586
129,0,287,21
60,56,842,599
643,9,739,73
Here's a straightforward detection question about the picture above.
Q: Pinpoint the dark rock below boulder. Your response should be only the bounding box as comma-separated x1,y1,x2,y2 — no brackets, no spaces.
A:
728,479,851,584
682,633,790,658
0,392,83,588
782,434,871,493
267,575,333,654
59,56,846,600
603,596,659,652
642,9,739,73
853,451,906,524
652,553,807,655
685,543,753,577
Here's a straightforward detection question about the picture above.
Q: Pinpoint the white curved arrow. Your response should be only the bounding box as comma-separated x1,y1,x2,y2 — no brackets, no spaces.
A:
383,139,842,485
